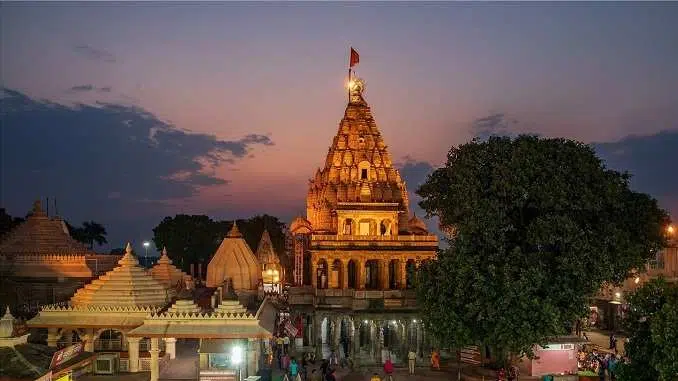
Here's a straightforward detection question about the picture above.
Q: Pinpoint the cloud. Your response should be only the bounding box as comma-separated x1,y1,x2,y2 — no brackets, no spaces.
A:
396,157,443,239
471,112,519,141
73,45,116,63
67,85,113,93
594,130,678,219
69,84,95,92
0,88,273,246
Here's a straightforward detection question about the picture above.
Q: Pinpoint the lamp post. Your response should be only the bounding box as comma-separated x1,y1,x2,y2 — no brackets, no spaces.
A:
231,345,243,381
143,241,150,266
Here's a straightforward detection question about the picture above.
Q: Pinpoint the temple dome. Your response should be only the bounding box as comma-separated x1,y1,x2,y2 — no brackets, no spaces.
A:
148,247,191,288
0,200,94,256
70,243,174,308
206,223,261,290
408,214,428,234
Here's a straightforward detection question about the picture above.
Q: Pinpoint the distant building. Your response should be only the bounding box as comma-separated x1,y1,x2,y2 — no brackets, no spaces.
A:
592,230,677,331
0,200,119,315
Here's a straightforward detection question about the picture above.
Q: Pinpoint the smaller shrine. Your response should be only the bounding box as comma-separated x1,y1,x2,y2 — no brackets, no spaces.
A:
256,230,283,294
206,223,261,292
148,247,193,289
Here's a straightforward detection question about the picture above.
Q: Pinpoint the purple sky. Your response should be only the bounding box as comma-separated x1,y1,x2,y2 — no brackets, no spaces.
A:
1,3,677,251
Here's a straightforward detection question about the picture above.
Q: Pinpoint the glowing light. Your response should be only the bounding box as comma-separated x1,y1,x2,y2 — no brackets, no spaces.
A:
363,320,368,324
391,320,396,325
267,269,273,275
231,345,243,365
634,277,640,284
615,292,621,299
412,319,417,323
143,241,150,248
668,225,675,235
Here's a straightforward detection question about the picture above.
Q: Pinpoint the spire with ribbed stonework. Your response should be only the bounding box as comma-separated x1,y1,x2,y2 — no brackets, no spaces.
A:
256,230,280,265
306,74,410,233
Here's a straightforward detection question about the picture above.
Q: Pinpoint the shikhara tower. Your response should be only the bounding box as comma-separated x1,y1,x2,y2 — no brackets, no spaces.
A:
288,70,438,363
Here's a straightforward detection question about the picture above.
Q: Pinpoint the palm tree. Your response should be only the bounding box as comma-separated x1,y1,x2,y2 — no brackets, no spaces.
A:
81,221,108,249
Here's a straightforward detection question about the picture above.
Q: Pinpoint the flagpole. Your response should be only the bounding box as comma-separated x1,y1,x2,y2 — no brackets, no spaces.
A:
348,67,352,102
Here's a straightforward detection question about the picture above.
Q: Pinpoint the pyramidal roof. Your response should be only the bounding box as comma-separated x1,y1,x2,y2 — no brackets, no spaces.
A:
306,76,410,232
70,243,174,308
206,223,261,290
149,247,190,288
0,200,94,255
256,230,280,265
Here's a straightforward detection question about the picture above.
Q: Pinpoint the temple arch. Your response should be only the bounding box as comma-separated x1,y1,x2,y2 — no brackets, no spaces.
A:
316,259,328,289
331,259,343,289
94,329,126,351
347,260,357,289
388,259,400,289
365,260,380,290
406,259,416,289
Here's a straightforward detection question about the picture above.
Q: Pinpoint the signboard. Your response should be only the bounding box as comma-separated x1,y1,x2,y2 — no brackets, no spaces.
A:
284,320,298,337
50,342,84,370
459,346,481,365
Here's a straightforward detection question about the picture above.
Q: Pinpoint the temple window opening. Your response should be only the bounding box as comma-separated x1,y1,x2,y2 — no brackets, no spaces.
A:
347,260,357,288
344,218,353,235
361,168,368,179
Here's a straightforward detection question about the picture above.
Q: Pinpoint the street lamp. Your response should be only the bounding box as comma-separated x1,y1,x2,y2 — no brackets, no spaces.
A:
143,241,150,264
231,345,243,381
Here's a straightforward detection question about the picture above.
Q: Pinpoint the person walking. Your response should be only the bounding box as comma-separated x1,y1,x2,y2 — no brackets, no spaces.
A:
608,354,619,381
290,357,300,381
383,357,394,381
407,349,416,375
431,350,440,370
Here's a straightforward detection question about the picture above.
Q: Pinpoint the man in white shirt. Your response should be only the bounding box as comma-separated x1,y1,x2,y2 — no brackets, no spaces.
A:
408,349,417,375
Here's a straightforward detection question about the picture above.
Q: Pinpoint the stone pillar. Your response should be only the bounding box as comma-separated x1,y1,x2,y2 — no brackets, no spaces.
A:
164,337,177,359
333,316,342,351
380,260,390,290
311,259,318,289
82,329,95,352
353,319,361,356
314,314,323,359
47,328,59,347
128,337,141,372
399,260,407,289
342,260,349,289
247,339,259,378
357,260,365,290
150,337,160,381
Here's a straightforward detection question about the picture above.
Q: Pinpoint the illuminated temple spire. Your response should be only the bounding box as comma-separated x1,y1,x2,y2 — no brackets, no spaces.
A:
306,72,412,233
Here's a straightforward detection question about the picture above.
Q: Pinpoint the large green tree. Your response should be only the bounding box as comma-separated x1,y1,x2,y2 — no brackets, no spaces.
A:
416,135,669,362
152,214,289,275
618,277,678,381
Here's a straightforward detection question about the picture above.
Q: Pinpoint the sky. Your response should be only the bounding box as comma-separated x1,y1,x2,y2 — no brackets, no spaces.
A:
1,2,677,252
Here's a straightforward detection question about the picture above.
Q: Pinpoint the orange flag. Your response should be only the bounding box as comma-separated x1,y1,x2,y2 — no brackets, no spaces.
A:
350,47,359,68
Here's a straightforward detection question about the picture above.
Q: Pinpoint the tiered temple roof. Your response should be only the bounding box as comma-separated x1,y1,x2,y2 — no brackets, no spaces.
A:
148,247,191,288
206,223,261,290
126,297,275,339
256,230,280,266
306,78,411,233
0,200,94,256
70,243,174,308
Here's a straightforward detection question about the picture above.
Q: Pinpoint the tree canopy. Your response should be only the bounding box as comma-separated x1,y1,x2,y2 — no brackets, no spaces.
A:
152,214,289,275
67,220,108,249
0,208,24,239
618,277,678,381
416,135,670,360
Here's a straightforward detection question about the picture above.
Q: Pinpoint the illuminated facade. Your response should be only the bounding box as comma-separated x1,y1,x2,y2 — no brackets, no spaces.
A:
287,75,438,364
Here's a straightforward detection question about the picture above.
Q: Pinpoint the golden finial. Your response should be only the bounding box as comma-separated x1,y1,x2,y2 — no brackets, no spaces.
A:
227,221,242,238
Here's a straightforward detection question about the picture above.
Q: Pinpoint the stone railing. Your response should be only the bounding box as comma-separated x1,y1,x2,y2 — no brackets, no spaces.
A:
95,339,124,352
312,235,438,242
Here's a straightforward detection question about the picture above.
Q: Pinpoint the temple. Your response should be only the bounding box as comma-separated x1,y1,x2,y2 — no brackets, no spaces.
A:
287,75,438,364
0,200,120,315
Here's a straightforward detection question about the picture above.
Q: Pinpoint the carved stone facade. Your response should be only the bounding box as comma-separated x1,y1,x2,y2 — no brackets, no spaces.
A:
287,76,438,363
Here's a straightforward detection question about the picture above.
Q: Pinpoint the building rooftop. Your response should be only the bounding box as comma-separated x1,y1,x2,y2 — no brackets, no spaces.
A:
148,247,191,288
0,200,94,256
69,243,174,308
206,223,261,290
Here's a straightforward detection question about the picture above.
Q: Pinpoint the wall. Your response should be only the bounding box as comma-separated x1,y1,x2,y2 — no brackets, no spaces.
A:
530,347,577,376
